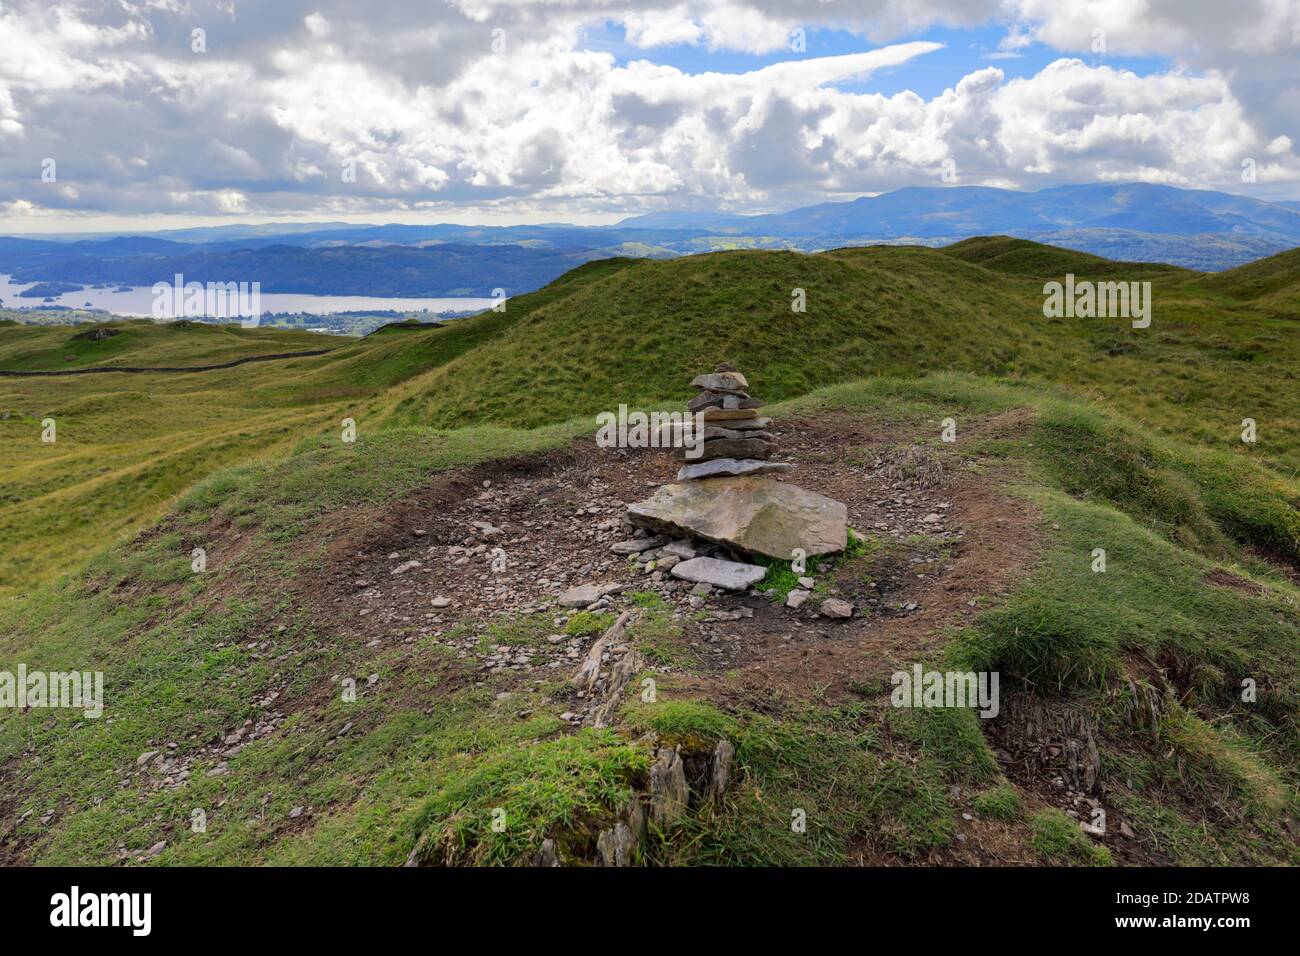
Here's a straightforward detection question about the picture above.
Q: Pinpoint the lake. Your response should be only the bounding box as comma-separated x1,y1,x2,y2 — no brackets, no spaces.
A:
0,275,499,318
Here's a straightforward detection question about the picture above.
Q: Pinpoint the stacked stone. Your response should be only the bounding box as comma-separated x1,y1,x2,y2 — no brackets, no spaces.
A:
677,362,794,481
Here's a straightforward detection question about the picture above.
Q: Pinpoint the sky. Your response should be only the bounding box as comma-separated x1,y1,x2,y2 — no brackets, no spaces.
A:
1,0,1298,232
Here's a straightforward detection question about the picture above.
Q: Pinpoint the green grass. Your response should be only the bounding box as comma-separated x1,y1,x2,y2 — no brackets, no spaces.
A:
565,611,615,638
972,784,1023,822
380,242,1300,478
5,372,1297,865
3,240,1299,867
622,699,961,864
7,239,1298,595
0,320,461,593
1031,808,1112,866
0,317,341,372
757,530,875,600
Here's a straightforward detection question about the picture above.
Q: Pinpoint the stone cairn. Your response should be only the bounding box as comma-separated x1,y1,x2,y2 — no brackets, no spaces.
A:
622,363,849,594
677,362,793,481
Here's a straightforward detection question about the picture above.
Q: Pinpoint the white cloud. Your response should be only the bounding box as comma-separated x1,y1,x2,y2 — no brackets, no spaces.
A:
0,0,1295,225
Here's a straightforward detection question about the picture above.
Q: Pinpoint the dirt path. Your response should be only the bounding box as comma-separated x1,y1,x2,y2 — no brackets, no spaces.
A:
0,348,331,376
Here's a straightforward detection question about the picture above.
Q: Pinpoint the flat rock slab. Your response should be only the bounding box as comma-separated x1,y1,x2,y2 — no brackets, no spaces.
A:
688,391,764,412
557,582,620,608
660,539,698,559
677,458,794,481
609,535,669,554
691,372,749,392
712,415,772,431
628,476,848,560
670,556,767,591
702,425,775,442
701,407,760,423
697,437,776,461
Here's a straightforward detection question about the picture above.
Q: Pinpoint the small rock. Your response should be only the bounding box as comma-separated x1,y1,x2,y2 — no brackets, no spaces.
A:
535,839,559,867
785,588,811,609
649,747,689,827
557,583,608,608
660,539,698,560
431,596,451,608
289,806,305,819
705,738,735,802
596,822,637,867
819,598,854,619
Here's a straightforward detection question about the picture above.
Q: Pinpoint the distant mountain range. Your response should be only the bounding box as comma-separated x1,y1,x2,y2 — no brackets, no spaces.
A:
2,183,1298,300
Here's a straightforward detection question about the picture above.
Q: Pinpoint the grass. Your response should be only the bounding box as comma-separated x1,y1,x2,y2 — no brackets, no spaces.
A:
0,317,341,373
972,784,1023,822
4,372,1297,865
6,239,1298,595
622,699,961,864
1030,808,1112,866
0,320,457,594
757,530,875,601
379,241,1300,477
564,611,615,638
2,239,1299,867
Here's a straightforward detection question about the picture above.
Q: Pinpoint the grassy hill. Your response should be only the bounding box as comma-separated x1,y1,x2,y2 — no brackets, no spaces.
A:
940,235,1186,278
0,321,451,592
0,319,339,373
3,241,1297,596
1191,247,1300,313
1,374,1296,866
1,238,1298,867
379,242,1299,477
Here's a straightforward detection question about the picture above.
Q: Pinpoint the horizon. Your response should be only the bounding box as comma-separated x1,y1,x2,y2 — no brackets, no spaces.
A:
5,180,1299,240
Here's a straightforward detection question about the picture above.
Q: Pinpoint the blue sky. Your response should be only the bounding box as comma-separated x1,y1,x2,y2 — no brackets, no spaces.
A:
579,21,1174,99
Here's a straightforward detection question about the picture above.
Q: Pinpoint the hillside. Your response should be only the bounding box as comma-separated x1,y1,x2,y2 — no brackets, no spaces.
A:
1191,247,1300,312
939,236,1187,278
2,374,1297,866
0,321,449,592
2,238,1298,869
4,240,1297,596
381,242,1299,474
0,319,339,373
